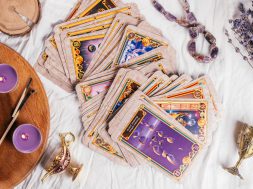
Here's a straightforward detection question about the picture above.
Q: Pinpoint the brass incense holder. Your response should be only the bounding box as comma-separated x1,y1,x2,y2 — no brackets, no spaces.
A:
41,132,83,182
224,123,253,179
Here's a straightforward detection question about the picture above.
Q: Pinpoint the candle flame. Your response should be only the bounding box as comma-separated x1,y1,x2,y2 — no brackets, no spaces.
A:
0,76,6,83
21,133,29,140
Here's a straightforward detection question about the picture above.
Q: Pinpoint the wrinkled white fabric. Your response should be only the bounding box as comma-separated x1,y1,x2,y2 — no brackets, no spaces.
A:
1,0,253,188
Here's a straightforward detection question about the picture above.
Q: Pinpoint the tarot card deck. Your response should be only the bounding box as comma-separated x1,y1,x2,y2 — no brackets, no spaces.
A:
35,0,221,181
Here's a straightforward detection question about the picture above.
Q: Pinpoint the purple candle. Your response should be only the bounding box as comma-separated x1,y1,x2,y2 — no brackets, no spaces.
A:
12,124,42,153
0,64,18,93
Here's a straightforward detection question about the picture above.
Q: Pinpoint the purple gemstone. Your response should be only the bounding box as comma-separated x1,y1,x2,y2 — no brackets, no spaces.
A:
197,25,205,33
187,12,197,23
204,31,216,44
152,0,163,12
189,27,198,38
187,40,196,55
194,54,211,63
210,46,219,59
164,12,177,22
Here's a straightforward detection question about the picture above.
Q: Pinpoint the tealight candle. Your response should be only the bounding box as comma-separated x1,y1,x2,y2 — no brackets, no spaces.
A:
12,124,42,153
0,64,18,93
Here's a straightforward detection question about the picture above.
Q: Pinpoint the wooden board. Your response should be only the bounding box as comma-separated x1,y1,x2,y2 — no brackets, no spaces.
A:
0,0,40,36
0,43,50,188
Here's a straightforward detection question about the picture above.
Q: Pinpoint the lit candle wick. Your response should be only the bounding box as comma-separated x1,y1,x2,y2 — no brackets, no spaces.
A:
0,76,5,83
21,133,29,140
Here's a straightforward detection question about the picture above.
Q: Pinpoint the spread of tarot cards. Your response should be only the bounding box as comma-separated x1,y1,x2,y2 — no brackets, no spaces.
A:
35,0,221,181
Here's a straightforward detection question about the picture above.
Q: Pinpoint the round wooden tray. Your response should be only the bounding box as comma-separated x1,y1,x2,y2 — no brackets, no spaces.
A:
0,43,50,188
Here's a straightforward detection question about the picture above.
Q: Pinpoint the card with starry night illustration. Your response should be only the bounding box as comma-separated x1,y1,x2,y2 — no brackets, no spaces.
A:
113,25,169,66
154,98,210,144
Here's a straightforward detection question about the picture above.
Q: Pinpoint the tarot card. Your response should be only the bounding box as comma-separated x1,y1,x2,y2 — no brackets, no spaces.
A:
112,25,169,66
67,0,93,20
76,0,124,18
43,47,64,75
39,0,91,72
82,105,101,130
35,52,73,91
82,110,102,132
148,75,178,97
97,69,148,133
80,90,106,116
54,4,141,76
34,61,73,92
54,4,140,35
118,46,176,72
62,17,113,39
135,59,173,77
82,68,131,145
92,71,148,166
139,71,169,96
96,69,148,165
76,74,113,104
154,74,192,97
88,48,118,76
153,98,210,144
44,49,64,74
85,13,142,77
54,2,125,67
82,72,144,166
108,91,202,180
86,70,138,132
64,30,107,83
56,17,114,69
175,76,221,116
44,39,64,70
83,68,117,83
154,85,210,100
54,9,113,72
96,127,142,166
87,130,129,165
43,58,70,84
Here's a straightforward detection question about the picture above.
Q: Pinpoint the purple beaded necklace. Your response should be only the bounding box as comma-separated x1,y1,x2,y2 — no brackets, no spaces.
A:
152,0,219,63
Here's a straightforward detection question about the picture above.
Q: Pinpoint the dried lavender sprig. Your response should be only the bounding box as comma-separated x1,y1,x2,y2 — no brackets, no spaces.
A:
230,28,253,58
225,29,253,69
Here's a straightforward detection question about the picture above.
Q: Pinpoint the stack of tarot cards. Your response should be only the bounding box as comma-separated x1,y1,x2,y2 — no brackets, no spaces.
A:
78,68,221,181
35,0,176,91
35,0,221,181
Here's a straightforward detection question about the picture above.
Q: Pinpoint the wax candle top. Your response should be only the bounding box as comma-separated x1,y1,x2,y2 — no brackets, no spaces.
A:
0,64,18,93
12,124,42,153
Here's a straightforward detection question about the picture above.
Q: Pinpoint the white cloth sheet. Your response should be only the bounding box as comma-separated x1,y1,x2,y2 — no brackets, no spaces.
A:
1,0,253,188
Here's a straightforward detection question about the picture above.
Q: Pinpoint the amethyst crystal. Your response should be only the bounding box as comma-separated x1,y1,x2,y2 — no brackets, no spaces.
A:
210,45,219,59
187,40,196,55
